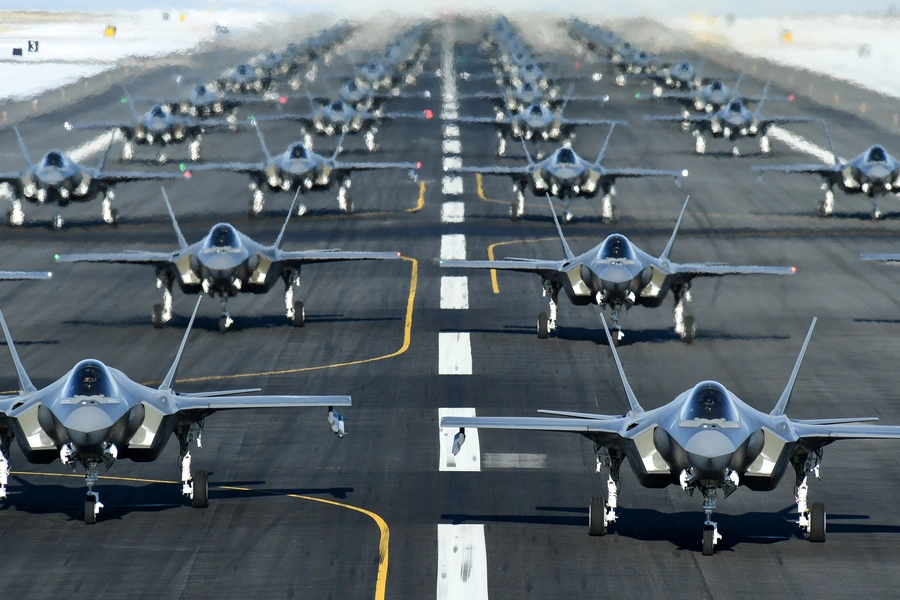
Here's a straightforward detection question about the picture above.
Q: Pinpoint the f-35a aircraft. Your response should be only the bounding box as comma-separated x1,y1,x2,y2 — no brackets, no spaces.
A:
64,88,237,163
56,188,401,332
189,121,418,216
441,196,794,344
0,297,351,524
754,124,900,219
644,90,818,156
442,316,900,555
449,123,686,222
0,126,182,229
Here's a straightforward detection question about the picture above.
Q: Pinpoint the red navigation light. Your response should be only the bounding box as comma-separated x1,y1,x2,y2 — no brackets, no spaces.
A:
575,60,581,69
788,94,795,102
416,161,422,168
791,266,797,273
424,109,434,119
183,171,192,179
279,96,288,104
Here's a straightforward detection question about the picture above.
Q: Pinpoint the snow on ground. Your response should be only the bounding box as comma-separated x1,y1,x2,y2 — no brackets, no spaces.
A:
0,10,272,101
671,14,900,99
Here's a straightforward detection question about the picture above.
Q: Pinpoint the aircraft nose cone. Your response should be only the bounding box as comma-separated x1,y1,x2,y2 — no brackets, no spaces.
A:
596,265,635,298
868,165,891,179
201,253,240,274
64,406,113,453
685,429,735,477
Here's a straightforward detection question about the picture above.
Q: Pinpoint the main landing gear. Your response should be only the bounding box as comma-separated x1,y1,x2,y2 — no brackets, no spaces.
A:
284,270,306,327
673,285,696,343
537,280,560,339
218,297,233,333
176,422,209,509
818,185,835,218
793,450,826,543
589,446,623,537
152,275,174,329
101,191,119,226
337,179,353,214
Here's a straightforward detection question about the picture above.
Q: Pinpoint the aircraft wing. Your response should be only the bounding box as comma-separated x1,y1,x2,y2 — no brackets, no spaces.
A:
64,121,130,132
793,422,900,445
457,91,503,100
55,251,176,266
601,167,686,180
643,114,709,123
95,170,185,183
277,250,401,265
333,160,418,172
456,115,507,125
441,258,566,276
760,116,820,126
0,271,52,281
440,416,625,446
0,172,22,185
752,163,836,176
447,165,532,175
671,263,796,277
861,253,900,263
251,113,315,127
174,394,351,412
186,161,266,175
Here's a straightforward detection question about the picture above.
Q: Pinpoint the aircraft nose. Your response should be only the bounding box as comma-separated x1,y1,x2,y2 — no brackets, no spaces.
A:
684,429,735,477
64,405,113,453
594,265,635,298
867,165,891,179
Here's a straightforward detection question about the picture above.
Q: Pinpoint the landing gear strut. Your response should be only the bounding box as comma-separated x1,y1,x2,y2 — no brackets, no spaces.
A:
218,297,233,333
589,446,623,536
538,279,560,339
0,430,12,500
509,182,525,221
818,185,835,218
176,422,208,508
792,450,826,542
152,274,173,328
673,285,696,343
338,179,353,214
284,269,305,327
101,192,118,226
7,198,24,226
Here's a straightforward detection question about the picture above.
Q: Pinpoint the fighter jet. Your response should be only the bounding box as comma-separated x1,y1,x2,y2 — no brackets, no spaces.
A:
216,62,273,95
457,82,564,115
187,120,419,217
448,123,686,222
254,96,432,153
753,123,900,219
138,81,275,120
644,91,818,156
0,297,351,524
640,77,782,116
440,196,794,344
442,315,900,555
333,78,431,112
457,90,611,156
64,88,236,163
0,126,182,229
55,188,401,332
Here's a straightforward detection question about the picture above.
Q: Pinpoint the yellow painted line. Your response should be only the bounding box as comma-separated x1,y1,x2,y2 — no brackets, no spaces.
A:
476,173,504,205
13,471,389,600
176,256,418,384
405,181,426,213
484,237,585,294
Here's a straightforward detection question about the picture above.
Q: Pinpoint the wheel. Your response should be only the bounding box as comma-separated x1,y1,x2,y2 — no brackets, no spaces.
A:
219,317,229,333
817,202,828,218
192,470,209,508
293,301,306,327
109,208,119,226
52,215,63,230
612,330,621,347
809,501,826,542
152,304,165,329
509,203,519,221
85,496,97,525
589,495,606,536
537,312,549,339
682,315,695,344
702,525,715,555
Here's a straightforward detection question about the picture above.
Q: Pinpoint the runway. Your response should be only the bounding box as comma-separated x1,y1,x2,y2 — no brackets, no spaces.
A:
1,16,900,599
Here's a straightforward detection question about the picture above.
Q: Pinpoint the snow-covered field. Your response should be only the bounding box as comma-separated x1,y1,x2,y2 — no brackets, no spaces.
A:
671,15,900,99
0,10,272,101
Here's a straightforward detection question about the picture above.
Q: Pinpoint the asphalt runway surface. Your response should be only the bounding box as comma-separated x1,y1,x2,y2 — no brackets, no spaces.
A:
1,17,900,600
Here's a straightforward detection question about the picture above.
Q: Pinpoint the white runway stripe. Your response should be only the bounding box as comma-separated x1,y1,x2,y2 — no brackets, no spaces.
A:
441,175,463,195
438,332,472,375
440,234,466,261
482,453,548,469
443,156,462,171
438,408,480,470
437,524,489,600
442,139,462,154
443,124,460,138
441,201,465,223
440,276,469,309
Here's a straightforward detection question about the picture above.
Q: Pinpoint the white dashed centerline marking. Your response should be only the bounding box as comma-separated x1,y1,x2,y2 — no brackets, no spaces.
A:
443,156,462,171
441,201,465,223
440,234,466,260
441,176,464,195
438,407,481,470
437,524,489,600
442,139,462,154
438,332,473,375
443,124,460,138
440,276,469,309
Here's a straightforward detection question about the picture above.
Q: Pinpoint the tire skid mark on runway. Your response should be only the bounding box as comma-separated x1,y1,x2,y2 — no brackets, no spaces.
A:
13,470,391,600
436,523,489,600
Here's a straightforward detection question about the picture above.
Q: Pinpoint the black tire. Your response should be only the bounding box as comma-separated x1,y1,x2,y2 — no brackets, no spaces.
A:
293,301,306,327
509,203,519,221
817,202,827,218
589,495,606,536
809,501,826,542
537,312,549,339
702,525,715,555
109,208,119,226
192,470,209,508
6,210,13,226
152,304,165,329
612,330,621,347
682,315,695,344
219,317,229,333
85,496,97,525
